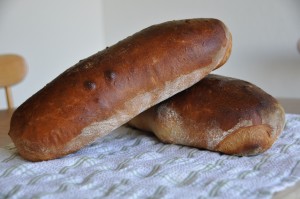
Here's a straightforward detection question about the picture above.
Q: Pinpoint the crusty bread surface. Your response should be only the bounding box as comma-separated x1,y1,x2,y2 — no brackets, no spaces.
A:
128,74,285,156
9,18,232,161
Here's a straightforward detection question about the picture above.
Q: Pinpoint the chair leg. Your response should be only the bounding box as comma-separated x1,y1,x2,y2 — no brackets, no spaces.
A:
5,87,14,109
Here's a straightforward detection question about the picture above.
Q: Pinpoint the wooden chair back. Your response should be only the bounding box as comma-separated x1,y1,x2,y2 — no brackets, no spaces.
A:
0,54,27,109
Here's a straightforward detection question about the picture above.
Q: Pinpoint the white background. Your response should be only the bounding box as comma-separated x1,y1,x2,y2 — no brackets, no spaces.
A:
0,0,299,108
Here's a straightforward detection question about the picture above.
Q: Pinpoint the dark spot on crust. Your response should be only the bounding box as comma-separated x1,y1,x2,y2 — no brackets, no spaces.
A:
84,81,96,90
93,97,110,109
104,70,116,81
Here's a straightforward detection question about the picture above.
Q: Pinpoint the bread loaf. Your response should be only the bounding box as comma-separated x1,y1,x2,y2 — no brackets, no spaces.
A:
128,74,285,156
9,18,232,161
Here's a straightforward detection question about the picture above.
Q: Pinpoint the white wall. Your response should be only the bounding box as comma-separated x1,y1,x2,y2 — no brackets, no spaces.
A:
0,0,105,108
102,0,300,99
1,0,299,108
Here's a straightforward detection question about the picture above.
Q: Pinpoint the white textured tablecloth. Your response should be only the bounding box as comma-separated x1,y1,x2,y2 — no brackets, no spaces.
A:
1,114,300,199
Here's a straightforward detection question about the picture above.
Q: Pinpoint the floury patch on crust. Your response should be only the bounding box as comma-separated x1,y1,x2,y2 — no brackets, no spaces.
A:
69,65,218,154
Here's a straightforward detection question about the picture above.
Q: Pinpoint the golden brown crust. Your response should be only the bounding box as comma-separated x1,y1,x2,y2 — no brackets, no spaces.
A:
215,124,274,155
129,74,285,156
9,18,232,161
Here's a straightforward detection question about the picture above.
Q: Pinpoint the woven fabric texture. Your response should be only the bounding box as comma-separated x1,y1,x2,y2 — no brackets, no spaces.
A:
1,114,300,199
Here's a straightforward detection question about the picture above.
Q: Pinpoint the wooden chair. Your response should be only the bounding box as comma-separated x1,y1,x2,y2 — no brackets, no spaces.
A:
0,54,27,110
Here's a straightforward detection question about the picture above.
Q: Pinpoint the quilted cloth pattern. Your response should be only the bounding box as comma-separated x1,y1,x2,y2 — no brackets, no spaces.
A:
1,114,300,199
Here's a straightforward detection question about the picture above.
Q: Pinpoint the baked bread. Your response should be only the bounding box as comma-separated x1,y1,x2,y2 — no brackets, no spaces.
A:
128,74,285,156
9,18,232,161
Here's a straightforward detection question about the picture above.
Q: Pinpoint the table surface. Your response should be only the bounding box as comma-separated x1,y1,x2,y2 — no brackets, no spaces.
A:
1,98,300,198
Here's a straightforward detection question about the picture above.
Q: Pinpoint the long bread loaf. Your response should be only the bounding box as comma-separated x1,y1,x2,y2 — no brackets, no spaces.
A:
128,74,285,156
9,18,232,161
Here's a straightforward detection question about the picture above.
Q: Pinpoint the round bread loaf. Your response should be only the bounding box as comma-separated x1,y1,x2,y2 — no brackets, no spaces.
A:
128,74,285,156
9,18,232,161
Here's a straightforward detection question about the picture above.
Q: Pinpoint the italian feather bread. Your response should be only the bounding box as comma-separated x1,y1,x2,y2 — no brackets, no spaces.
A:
128,74,285,156
9,18,232,161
